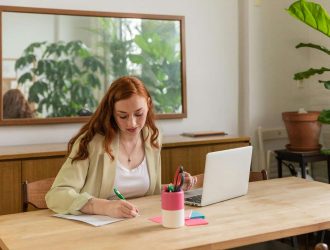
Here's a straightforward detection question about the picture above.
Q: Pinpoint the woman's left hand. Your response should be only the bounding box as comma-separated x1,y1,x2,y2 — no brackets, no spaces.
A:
182,171,197,191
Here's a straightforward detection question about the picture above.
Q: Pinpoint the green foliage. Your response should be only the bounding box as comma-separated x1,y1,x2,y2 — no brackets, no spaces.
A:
91,18,182,114
15,40,105,117
288,0,330,123
87,18,133,91
318,109,330,123
287,0,330,36
128,20,182,113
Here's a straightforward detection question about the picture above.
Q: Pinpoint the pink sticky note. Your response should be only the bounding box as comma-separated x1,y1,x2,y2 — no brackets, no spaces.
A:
148,216,162,224
185,218,208,226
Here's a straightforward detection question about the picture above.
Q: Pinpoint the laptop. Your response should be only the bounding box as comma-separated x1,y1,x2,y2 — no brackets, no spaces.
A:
184,146,252,206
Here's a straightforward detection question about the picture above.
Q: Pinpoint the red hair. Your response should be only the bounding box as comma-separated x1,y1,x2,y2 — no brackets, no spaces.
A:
68,76,159,162
3,89,34,118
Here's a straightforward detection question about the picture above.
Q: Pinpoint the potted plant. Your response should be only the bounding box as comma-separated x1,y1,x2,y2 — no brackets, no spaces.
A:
15,40,105,117
284,0,330,151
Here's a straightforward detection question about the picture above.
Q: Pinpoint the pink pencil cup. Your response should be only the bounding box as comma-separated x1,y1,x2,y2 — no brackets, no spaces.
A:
161,190,185,228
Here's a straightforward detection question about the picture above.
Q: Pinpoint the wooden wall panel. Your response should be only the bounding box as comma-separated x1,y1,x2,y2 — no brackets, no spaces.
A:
22,157,65,182
0,160,21,215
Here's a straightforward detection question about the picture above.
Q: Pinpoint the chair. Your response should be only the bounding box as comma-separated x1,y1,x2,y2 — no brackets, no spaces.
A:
257,126,288,174
22,177,55,212
249,169,268,182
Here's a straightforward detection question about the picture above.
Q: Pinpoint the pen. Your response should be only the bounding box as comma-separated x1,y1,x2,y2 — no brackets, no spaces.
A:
114,187,126,200
114,187,139,216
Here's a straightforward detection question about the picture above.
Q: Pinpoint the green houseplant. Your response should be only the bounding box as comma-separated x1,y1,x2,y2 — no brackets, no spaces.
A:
15,40,105,117
283,0,330,151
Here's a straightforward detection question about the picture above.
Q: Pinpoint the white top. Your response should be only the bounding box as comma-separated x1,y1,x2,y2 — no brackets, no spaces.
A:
111,157,150,199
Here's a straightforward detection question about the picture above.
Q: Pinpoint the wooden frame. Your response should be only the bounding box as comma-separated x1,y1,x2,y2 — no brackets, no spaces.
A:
0,6,187,126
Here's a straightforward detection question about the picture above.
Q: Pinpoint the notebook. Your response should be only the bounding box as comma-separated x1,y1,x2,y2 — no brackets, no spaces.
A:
184,146,252,207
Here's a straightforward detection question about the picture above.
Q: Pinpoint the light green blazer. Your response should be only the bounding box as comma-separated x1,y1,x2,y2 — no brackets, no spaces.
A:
45,128,161,215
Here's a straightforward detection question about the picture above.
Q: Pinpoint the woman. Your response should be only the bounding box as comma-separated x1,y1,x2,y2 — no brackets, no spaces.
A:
46,76,195,218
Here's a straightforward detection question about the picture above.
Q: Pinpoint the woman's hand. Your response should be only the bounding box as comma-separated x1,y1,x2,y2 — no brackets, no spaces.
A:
81,198,138,218
104,200,139,218
182,171,197,191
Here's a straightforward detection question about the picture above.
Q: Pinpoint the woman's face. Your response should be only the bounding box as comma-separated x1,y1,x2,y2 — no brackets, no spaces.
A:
114,94,149,137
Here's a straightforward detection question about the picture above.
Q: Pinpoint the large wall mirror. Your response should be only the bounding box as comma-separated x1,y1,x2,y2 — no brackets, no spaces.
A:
0,6,186,125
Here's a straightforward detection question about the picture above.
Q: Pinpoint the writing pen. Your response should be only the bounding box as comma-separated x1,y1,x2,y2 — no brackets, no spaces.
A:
114,187,139,216
114,187,126,200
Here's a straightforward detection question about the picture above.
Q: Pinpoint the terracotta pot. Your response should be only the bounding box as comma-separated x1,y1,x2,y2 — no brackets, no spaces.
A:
282,111,322,152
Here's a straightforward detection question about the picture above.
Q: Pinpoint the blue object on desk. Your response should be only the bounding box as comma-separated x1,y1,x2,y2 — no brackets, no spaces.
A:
191,211,205,219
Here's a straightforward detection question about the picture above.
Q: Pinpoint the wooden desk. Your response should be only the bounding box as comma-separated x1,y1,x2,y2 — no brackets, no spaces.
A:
0,135,249,215
1,177,330,250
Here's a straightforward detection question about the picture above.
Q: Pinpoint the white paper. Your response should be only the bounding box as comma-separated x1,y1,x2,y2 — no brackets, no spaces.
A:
53,213,124,227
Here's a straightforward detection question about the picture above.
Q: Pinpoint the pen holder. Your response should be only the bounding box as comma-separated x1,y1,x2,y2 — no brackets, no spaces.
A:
161,190,184,228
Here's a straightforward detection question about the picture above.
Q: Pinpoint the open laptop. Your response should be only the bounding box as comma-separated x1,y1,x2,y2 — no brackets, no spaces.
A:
184,146,252,206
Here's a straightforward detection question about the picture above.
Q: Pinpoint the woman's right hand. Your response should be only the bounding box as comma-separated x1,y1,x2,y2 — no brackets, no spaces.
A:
81,198,138,218
105,200,138,218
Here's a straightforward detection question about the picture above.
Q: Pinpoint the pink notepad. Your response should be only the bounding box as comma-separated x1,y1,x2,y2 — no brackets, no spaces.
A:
185,218,208,226
148,216,208,226
149,216,162,223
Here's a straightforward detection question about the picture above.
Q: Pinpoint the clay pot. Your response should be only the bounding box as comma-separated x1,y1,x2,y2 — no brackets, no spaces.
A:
282,111,322,152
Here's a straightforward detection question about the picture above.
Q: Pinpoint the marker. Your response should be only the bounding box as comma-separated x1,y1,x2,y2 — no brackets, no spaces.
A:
114,187,126,200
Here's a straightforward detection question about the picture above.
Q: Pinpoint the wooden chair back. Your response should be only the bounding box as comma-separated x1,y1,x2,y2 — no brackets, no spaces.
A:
249,169,268,182
22,177,55,212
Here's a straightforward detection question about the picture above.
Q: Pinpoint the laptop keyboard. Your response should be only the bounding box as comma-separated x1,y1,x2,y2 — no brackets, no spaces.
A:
185,194,202,204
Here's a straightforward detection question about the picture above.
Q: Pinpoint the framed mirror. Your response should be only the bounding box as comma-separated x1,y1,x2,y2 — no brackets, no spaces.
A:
0,6,186,125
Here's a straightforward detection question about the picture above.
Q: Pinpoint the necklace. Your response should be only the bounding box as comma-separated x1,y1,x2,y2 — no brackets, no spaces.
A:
120,136,140,164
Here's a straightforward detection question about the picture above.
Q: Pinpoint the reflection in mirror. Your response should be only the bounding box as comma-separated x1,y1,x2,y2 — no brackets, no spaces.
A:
0,7,186,125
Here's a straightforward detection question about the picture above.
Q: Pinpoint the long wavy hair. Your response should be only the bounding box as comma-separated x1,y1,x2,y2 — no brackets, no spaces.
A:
3,89,34,119
68,76,159,163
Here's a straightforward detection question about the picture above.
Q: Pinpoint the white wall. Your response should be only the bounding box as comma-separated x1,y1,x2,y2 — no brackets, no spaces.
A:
0,0,239,146
247,0,330,134
246,0,330,170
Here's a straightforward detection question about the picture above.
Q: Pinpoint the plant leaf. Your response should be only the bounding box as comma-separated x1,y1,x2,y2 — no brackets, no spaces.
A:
17,72,33,84
318,80,330,89
287,0,330,37
294,67,330,80
319,110,330,123
296,42,330,55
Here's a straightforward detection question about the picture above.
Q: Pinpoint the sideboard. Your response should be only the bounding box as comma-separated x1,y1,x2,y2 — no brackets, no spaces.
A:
0,134,250,215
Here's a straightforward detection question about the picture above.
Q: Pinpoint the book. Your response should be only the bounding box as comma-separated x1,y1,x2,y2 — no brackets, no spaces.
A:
181,131,227,137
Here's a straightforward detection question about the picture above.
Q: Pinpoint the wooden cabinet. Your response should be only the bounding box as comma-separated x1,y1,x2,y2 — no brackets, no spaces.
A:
0,135,249,215
0,160,21,215
22,157,65,182
0,157,65,215
161,135,250,183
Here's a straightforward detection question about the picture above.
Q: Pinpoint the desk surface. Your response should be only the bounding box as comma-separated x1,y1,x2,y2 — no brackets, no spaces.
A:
1,177,330,250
